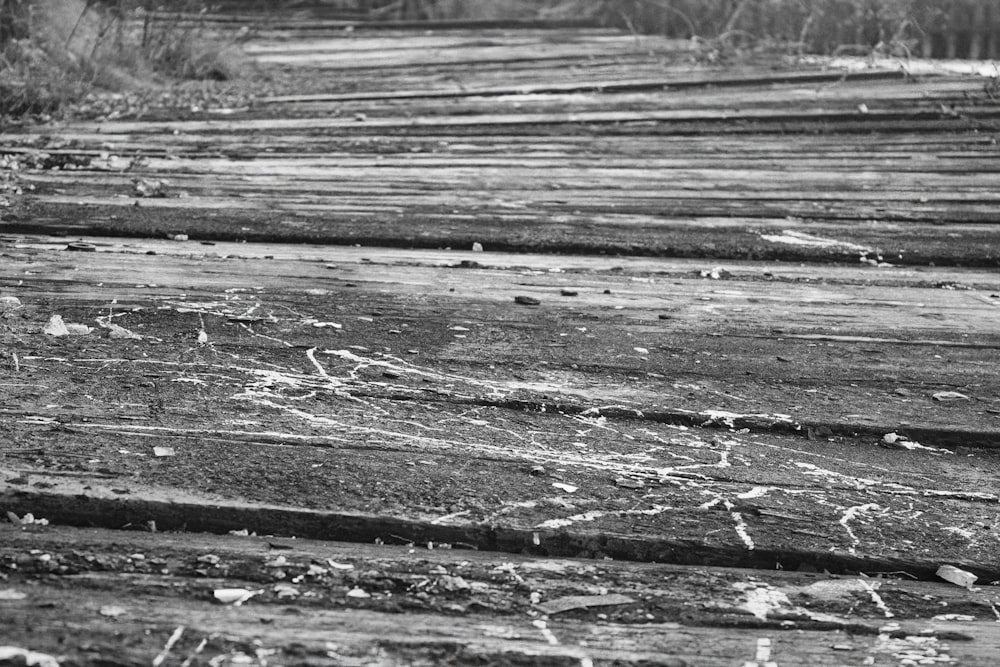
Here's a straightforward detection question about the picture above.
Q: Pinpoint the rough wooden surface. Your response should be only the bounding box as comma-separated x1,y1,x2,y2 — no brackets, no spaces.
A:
2,16,1000,667
4,523,1000,667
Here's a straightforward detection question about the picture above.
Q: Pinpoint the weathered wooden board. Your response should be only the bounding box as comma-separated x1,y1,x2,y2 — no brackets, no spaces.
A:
3,38,999,265
3,19,1000,666
3,523,1000,666
2,237,999,582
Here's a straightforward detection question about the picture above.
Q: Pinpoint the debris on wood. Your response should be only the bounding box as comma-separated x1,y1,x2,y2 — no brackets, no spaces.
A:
0,296,22,312
472,242,484,252
151,626,184,667
514,295,541,306
98,605,127,618
65,242,97,252
273,583,300,599
936,565,978,588
536,593,635,615
6,512,49,527
152,447,176,457
560,289,578,296
932,614,977,622
38,312,89,336
0,590,27,600
880,432,953,455
437,575,470,592
213,588,260,605
932,391,970,402
529,465,547,476
134,178,168,198
698,267,731,280
326,560,354,570
346,587,371,599
615,477,645,490
104,323,142,340
265,555,288,568
0,646,60,667
552,482,578,493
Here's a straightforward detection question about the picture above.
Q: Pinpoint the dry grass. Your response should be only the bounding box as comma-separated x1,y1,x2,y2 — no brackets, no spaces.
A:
370,0,992,59
0,0,248,117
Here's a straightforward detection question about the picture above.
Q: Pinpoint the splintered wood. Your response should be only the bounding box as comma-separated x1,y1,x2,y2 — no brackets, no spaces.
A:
2,15,1000,667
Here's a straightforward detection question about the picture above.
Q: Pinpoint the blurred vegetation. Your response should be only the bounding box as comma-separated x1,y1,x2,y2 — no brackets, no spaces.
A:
358,0,997,59
0,0,248,117
542,0,996,58
1,0,996,117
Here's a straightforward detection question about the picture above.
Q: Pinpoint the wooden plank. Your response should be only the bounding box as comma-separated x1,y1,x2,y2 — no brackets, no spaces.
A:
3,20,1000,662
2,237,999,579
3,524,1000,666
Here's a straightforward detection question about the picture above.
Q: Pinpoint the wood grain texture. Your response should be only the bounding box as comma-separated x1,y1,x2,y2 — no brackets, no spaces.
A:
2,17,999,666
4,524,1000,666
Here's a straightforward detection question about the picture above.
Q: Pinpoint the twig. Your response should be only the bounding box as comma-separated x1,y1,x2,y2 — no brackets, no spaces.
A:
66,0,97,48
721,0,752,35
152,626,185,667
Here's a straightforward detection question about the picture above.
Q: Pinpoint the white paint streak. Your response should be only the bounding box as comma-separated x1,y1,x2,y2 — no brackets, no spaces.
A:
734,583,791,620
795,462,877,488
755,637,772,662
839,503,882,554
860,580,894,618
536,510,605,530
760,230,870,252
731,511,755,550
531,619,560,645
737,486,775,500
723,499,755,550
